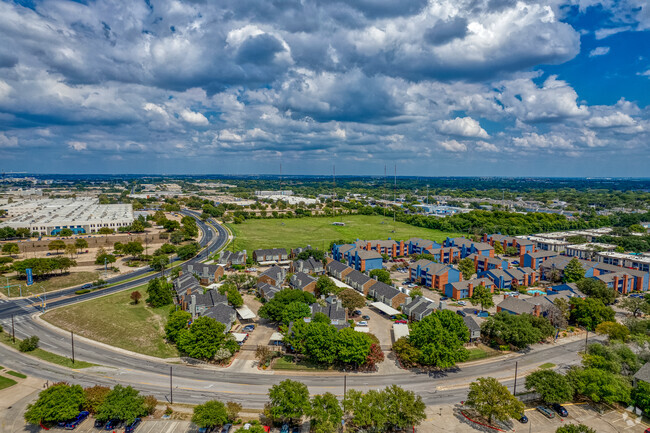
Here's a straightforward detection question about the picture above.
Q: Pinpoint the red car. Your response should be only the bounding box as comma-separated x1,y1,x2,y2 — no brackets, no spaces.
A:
395,319,408,324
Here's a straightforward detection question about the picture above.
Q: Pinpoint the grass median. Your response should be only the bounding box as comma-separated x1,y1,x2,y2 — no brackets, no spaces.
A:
1,271,100,297
227,215,464,253
42,284,179,359
0,375,17,390
0,331,96,369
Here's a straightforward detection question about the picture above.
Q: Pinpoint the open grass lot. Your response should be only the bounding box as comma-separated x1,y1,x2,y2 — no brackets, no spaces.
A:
465,344,500,362
0,271,100,297
0,331,95,369
228,215,464,252
42,285,179,359
0,375,17,390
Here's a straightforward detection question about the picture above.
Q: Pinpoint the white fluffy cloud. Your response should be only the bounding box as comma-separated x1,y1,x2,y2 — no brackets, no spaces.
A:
180,110,209,126
437,117,489,138
589,46,610,57
67,141,87,151
440,139,467,152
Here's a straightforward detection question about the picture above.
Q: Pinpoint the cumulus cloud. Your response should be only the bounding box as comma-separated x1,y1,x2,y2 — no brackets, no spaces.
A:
589,46,610,57
437,117,489,138
180,110,209,126
440,139,467,152
67,141,87,151
0,0,647,174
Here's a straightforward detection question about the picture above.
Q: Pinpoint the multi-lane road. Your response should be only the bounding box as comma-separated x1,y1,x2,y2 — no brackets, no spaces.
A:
0,212,595,408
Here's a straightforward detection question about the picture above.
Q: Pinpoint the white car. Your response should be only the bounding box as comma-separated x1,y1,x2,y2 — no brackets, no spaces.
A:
357,321,368,326
457,301,466,306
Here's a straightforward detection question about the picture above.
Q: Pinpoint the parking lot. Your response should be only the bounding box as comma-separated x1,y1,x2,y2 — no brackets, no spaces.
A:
49,418,193,433
522,403,648,433
353,304,398,350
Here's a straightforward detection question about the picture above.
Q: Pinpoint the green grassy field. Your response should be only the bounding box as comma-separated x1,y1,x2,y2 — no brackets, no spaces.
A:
6,370,26,378
0,375,17,390
227,215,464,253
1,271,100,297
42,285,179,359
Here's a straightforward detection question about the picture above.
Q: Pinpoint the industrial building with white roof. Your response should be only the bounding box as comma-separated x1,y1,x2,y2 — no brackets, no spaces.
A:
0,198,134,235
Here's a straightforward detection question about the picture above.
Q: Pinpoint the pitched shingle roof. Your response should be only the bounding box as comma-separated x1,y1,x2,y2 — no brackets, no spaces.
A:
290,272,316,290
497,297,537,315
634,362,650,384
371,281,401,300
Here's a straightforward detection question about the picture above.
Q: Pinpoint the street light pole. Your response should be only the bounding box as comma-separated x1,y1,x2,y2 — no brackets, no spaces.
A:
71,331,75,364
513,361,518,395
170,366,173,404
11,314,15,343
343,375,347,399
585,329,588,352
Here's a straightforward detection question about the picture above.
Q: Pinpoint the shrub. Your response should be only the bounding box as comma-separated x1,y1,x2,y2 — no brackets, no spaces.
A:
19,336,39,352
143,395,158,415
75,289,91,295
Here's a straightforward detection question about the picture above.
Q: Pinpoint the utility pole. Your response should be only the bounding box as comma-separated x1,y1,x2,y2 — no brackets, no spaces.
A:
170,366,173,404
11,314,15,343
393,164,397,225
343,375,347,398
513,361,518,395
71,331,75,364
584,329,588,352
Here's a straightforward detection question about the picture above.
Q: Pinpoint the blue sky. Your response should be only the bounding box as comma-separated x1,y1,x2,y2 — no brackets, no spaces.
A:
0,0,649,176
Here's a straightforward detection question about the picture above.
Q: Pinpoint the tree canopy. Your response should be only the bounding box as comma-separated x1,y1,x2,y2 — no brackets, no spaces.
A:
465,377,525,424
24,383,85,425
192,400,228,429
569,297,615,331
96,385,146,424
481,312,554,349
369,269,392,285
177,316,227,360
145,277,174,307
525,370,574,404
267,379,310,423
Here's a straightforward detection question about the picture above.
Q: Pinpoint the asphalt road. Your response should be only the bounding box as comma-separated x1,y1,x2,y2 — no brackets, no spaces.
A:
0,212,598,408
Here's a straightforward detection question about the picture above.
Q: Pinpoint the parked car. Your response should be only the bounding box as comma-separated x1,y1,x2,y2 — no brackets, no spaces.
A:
475,310,489,317
440,297,448,301
198,427,213,433
81,283,93,290
512,261,519,265
551,403,568,417
357,321,368,326
242,325,255,333
536,406,555,419
105,419,121,430
220,424,233,433
395,319,408,324
362,315,370,320
64,411,89,430
281,424,289,433
457,301,466,306
456,310,467,317
518,414,528,424
94,419,105,428
124,418,141,432
352,310,362,316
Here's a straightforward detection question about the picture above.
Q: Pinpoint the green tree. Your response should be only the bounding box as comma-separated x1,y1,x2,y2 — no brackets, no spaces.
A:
470,285,494,311
2,243,19,257
267,379,310,423
563,258,586,283
150,255,169,273
576,278,617,305
24,383,84,425
170,231,184,245
65,243,77,258
336,327,372,366
619,294,650,318
95,252,116,267
310,393,343,433
83,385,111,414
338,289,366,314
382,384,426,431
481,312,545,350
145,277,173,307
98,227,114,235
258,289,316,322
505,246,518,256
177,316,226,359
96,385,146,424
163,219,181,232
281,301,312,325
595,321,630,342
192,400,228,430
493,242,504,255
465,377,525,424
122,241,144,259
408,310,469,367
315,275,340,297
225,402,242,423
48,240,66,255
567,367,631,405
632,381,650,415
74,238,88,253
369,269,392,285
525,370,574,404
582,343,640,376
343,389,388,432
165,310,191,343
59,228,74,236
556,424,596,433
392,337,421,368
226,288,244,308
458,258,475,280
569,298,615,331
177,242,200,260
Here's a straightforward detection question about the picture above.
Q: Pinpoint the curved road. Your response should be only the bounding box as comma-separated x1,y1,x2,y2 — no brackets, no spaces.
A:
0,213,593,407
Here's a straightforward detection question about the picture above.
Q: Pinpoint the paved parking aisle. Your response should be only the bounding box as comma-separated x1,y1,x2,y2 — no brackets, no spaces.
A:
60,418,192,433
523,403,648,433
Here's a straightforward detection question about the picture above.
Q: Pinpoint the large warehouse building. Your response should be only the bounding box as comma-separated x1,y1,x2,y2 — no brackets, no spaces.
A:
0,198,134,235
